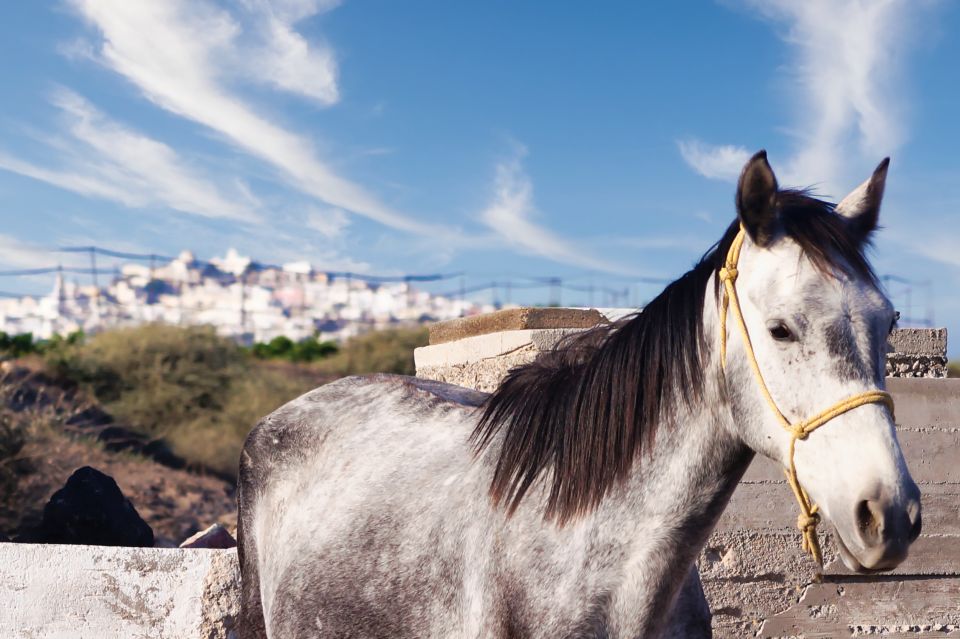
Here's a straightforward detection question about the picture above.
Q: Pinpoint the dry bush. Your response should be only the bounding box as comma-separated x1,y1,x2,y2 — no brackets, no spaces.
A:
38,324,428,480
46,325,313,479
48,324,243,441
166,370,315,478
313,326,428,377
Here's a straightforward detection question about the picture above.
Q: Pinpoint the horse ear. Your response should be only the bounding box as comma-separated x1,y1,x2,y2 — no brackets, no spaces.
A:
736,150,779,247
835,158,888,243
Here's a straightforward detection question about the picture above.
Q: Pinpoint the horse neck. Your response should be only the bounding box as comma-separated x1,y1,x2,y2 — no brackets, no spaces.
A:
590,275,753,635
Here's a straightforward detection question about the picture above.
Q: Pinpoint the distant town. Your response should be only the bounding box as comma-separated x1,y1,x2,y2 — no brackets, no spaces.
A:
0,249,491,344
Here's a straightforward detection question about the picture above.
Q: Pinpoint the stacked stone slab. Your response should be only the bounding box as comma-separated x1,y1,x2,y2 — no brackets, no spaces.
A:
0,544,239,638
886,326,948,378
415,308,958,637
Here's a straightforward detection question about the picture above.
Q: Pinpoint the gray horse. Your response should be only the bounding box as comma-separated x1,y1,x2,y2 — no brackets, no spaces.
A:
238,152,921,638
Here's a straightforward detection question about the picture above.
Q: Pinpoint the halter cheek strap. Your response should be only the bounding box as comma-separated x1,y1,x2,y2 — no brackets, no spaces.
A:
719,227,895,565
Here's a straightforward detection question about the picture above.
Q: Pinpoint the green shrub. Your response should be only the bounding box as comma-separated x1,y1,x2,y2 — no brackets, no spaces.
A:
0,332,38,358
249,335,338,362
949,361,960,378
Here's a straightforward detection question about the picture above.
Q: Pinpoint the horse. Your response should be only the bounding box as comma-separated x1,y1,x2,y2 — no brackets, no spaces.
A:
237,151,921,638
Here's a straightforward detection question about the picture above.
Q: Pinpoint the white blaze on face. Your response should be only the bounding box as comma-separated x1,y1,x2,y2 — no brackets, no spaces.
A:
731,234,916,570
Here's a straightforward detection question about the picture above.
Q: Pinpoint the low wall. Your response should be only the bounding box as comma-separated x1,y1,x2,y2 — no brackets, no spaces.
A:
0,544,239,638
415,308,958,637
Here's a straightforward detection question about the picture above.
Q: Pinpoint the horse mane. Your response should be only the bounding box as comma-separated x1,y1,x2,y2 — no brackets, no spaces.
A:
471,189,877,523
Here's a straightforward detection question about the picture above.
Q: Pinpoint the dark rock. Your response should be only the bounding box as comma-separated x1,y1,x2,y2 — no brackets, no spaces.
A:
179,523,236,549
0,532,9,542
20,466,153,547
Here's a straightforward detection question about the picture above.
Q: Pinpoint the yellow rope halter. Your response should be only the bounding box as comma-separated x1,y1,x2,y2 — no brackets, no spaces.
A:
718,227,895,565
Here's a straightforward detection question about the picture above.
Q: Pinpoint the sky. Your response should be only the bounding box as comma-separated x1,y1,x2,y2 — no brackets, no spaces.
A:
0,1,959,355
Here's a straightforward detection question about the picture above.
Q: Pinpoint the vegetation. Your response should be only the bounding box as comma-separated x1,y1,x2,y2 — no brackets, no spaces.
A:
949,361,959,378
248,335,338,362
0,411,28,509
40,325,310,479
0,324,431,481
0,330,85,360
312,326,428,377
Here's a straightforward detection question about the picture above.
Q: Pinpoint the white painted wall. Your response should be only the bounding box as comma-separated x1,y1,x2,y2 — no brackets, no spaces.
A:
0,544,238,639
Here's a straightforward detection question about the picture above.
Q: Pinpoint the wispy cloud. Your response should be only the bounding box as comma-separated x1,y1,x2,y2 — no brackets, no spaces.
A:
681,1,928,193
244,0,340,105
0,151,143,207
0,234,58,269
749,0,918,190
305,206,350,239
67,0,441,235
0,89,261,223
480,148,630,274
677,140,751,182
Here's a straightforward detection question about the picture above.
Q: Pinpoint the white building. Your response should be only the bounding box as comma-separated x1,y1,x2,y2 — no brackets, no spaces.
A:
0,249,492,344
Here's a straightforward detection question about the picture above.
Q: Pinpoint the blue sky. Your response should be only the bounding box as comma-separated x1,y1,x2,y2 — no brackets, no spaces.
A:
1,1,959,355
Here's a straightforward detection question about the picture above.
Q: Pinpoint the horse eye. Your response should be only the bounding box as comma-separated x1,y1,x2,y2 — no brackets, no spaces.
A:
768,321,793,341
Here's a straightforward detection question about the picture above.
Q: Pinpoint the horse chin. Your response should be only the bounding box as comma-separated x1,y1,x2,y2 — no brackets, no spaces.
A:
833,527,888,575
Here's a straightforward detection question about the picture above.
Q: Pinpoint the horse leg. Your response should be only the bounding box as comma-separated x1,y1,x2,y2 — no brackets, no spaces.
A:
237,453,268,639
662,565,712,638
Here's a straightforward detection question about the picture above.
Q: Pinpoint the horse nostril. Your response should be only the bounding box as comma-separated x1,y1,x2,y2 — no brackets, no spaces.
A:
855,499,884,546
907,501,922,542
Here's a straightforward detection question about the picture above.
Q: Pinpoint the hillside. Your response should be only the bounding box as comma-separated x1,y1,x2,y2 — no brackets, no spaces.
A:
0,324,428,545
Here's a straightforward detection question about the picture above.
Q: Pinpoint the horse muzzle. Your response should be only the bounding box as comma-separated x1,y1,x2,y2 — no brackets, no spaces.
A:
834,481,922,573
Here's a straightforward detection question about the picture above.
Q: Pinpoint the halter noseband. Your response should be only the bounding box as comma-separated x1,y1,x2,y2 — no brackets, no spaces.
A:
718,226,895,565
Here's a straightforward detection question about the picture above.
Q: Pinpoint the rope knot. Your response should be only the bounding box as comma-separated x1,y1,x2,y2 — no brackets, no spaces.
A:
797,511,820,533
719,266,738,283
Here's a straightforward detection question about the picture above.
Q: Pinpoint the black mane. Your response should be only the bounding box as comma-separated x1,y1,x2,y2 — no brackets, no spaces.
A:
471,190,877,523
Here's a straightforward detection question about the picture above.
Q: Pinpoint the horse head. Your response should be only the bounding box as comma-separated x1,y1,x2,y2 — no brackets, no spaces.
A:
724,151,921,572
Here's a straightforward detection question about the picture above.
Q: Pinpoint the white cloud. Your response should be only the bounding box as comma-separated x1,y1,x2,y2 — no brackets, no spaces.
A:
0,234,57,269
748,0,917,190
0,151,144,207
249,8,339,104
0,90,261,223
682,1,927,193
677,140,751,182
480,148,629,274
67,0,440,236
305,206,350,239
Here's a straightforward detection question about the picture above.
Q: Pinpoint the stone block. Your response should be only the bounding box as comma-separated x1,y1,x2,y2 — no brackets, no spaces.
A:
0,544,239,638
427,307,606,345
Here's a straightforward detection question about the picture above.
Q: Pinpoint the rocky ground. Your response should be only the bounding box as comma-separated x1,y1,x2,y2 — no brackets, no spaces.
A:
0,362,239,547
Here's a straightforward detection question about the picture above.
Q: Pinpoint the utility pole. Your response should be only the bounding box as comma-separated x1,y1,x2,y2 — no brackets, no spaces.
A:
239,271,247,338
549,277,561,307
88,246,100,320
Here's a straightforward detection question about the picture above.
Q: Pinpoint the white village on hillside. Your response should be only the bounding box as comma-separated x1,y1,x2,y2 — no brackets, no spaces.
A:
0,249,490,344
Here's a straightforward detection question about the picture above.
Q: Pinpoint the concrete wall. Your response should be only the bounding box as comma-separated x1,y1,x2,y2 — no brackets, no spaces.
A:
415,308,958,638
0,544,239,638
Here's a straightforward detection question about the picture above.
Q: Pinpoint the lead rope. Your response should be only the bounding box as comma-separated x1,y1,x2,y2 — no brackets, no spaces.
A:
718,227,895,565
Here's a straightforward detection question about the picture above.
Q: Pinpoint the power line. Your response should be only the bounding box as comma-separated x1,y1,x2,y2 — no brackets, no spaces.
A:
0,267,98,277
58,246,175,262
